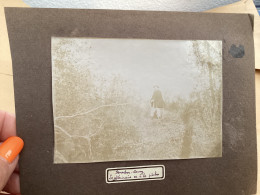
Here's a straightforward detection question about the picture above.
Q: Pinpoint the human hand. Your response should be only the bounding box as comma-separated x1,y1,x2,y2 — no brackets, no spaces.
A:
0,111,24,194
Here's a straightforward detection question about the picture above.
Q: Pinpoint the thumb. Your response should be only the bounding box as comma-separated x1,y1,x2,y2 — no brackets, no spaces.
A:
0,137,24,191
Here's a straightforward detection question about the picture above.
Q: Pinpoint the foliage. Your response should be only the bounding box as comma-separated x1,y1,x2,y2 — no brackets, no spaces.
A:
53,39,222,163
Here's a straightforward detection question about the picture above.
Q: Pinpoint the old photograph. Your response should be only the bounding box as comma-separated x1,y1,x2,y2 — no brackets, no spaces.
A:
52,38,222,163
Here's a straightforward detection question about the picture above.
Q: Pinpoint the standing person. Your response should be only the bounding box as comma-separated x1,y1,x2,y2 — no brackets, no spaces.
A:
150,85,165,119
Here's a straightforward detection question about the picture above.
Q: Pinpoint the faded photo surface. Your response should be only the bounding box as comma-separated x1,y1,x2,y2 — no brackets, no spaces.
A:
52,38,222,163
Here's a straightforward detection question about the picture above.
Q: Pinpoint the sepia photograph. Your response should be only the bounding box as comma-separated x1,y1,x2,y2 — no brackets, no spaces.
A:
52,38,222,163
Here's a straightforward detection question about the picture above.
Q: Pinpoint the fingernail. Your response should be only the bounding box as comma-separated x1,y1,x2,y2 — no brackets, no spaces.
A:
0,136,24,163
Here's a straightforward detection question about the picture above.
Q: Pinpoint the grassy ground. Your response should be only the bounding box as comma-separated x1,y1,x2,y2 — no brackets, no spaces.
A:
54,104,221,163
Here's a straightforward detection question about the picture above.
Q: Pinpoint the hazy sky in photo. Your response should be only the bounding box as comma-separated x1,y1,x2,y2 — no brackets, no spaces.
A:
53,38,212,100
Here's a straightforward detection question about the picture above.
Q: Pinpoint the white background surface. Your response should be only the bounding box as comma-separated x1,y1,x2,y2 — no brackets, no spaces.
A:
23,0,239,11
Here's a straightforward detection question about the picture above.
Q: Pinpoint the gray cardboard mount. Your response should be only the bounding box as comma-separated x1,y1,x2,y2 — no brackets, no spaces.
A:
5,8,257,195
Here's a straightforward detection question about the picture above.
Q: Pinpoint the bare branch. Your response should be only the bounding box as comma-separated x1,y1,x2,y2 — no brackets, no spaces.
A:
55,103,129,120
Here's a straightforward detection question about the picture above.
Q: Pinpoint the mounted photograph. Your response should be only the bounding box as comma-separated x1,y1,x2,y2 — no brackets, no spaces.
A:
51,38,222,163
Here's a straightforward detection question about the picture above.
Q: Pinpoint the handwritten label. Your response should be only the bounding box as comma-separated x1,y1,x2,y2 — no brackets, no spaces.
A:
106,165,165,183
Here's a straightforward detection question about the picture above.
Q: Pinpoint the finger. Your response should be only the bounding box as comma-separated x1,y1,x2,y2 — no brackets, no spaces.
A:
3,172,20,194
0,157,18,191
0,137,24,191
0,143,19,174
14,162,19,173
0,111,16,142
1,142,20,173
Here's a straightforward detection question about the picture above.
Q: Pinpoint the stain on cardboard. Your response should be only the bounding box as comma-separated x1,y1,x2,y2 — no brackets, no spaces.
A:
229,44,245,58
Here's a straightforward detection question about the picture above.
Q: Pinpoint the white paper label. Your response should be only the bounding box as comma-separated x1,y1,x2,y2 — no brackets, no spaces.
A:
106,165,165,183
